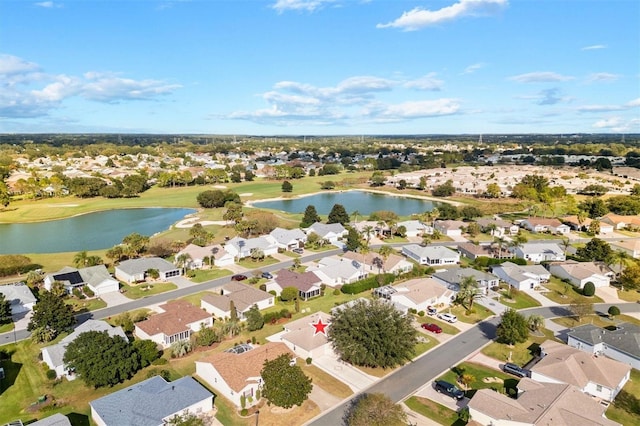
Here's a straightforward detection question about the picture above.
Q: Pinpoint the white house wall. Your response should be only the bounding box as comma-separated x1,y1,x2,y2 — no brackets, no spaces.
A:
603,347,640,370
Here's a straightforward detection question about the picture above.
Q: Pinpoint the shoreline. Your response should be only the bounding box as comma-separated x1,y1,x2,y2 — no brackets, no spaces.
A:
0,206,197,225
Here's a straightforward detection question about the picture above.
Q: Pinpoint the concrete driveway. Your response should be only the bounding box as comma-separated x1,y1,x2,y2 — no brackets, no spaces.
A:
414,381,470,412
313,354,377,393
308,384,342,412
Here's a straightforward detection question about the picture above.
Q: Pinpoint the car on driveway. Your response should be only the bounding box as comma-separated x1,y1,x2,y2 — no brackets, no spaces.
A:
434,380,465,400
261,272,273,279
438,313,458,323
231,274,248,281
503,362,529,378
421,323,442,334
292,248,304,254
427,306,437,316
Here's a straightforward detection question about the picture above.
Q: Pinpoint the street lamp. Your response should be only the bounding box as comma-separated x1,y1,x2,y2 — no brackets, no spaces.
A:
254,410,259,426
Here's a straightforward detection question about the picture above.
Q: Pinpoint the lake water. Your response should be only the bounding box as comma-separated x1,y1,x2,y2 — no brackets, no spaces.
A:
0,208,195,254
252,191,440,216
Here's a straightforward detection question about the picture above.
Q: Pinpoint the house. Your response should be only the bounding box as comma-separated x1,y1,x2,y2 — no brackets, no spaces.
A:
90,375,213,426
563,215,614,234
269,227,307,250
134,301,213,348
195,342,293,409
520,217,571,234
434,220,466,237
397,220,430,237
42,319,127,380
468,378,621,426
376,278,454,312
609,239,640,259
342,251,413,275
200,282,274,320
549,261,613,289
266,269,323,300
115,257,181,283
529,340,631,402
491,261,550,292
476,218,519,237
306,256,367,287
432,267,499,295
601,213,640,230
175,244,234,269
457,243,506,260
305,222,348,245
29,413,72,426
0,282,36,315
270,311,334,360
225,236,279,259
511,242,566,263
44,265,119,296
567,322,640,370
401,244,460,265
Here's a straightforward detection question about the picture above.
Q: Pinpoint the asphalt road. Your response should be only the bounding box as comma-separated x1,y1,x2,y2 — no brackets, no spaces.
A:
307,302,640,426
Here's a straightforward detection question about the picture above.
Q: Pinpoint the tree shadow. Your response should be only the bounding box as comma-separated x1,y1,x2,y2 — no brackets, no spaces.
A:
614,390,640,415
67,413,90,426
0,352,22,396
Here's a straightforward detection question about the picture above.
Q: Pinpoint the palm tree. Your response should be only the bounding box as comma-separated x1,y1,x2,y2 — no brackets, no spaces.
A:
372,257,384,274
363,225,374,244
175,253,192,274
560,237,571,256
458,275,482,310
351,210,360,226
608,250,631,278
527,314,545,332
486,223,498,237
494,236,506,259
73,251,88,268
377,245,393,260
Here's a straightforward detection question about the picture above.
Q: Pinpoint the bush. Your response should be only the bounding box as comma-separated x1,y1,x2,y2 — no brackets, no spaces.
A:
583,281,596,297
418,311,425,317
263,309,291,324
608,305,620,317
240,409,248,417
259,284,267,291
72,288,83,298
341,273,395,294
82,285,95,298
46,369,57,380
306,357,312,365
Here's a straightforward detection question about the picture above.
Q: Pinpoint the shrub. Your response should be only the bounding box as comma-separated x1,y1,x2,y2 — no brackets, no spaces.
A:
72,288,82,298
151,357,168,365
333,289,341,296
269,290,277,296
583,281,596,297
82,285,95,298
46,369,57,380
608,305,620,317
418,311,425,317
341,273,395,294
306,357,312,365
251,336,256,344
259,284,267,291
240,409,248,417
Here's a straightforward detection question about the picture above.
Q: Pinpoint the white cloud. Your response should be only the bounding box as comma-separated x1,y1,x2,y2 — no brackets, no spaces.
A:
586,72,619,83
0,54,41,76
577,97,640,113
377,0,508,31
627,98,640,108
35,1,62,8
462,63,485,74
374,99,460,119
509,71,574,83
404,73,444,91
581,44,607,51
272,0,335,13
536,88,564,105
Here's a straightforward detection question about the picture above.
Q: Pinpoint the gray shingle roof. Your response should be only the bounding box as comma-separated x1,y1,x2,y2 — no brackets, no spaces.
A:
568,322,640,360
90,376,213,426
117,257,178,274
30,413,72,426
0,282,37,307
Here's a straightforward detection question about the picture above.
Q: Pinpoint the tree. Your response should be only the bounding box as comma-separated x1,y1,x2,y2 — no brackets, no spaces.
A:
122,232,150,257
28,290,75,341
164,413,205,426
0,180,10,208
496,309,528,345
175,253,192,274
246,304,264,331
485,182,501,198
608,305,621,319
369,171,386,187
132,339,161,367
619,262,640,291
196,324,219,347
527,314,544,332
281,180,293,192
223,202,243,224
576,238,612,262
281,287,298,302
432,180,456,197
196,189,240,208
63,330,140,388
457,275,482,310
345,393,407,426
345,226,361,252
460,206,482,220
583,281,596,297
328,299,416,368
73,250,89,268
300,205,321,228
327,203,350,225
261,354,312,409
570,301,593,321
587,219,601,236
577,198,608,219
0,293,11,325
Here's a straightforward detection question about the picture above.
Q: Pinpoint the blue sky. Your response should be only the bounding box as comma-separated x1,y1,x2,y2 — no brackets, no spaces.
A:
1,0,638,135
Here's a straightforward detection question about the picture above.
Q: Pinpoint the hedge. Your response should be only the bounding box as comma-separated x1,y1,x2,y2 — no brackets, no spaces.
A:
475,256,527,268
341,273,395,294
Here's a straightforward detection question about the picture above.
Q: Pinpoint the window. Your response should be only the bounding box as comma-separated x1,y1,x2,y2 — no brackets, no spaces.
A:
596,384,603,392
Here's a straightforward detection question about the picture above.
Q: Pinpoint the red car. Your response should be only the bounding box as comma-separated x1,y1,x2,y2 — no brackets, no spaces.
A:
421,323,442,334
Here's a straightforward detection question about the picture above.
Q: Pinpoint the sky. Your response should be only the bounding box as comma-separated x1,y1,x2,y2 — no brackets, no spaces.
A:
1,0,639,135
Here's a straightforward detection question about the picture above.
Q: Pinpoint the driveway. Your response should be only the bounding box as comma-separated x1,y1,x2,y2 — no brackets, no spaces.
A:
414,381,470,412
313,354,377,393
99,290,132,307
308,384,341,412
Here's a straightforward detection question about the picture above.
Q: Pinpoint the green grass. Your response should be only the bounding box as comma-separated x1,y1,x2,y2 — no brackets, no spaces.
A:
404,396,465,426
481,328,559,366
119,281,177,299
436,361,519,397
189,268,233,283
236,256,280,269
64,297,107,313
495,287,541,309
297,360,353,399
541,277,604,305
617,288,640,302
551,313,640,329
448,304,494,323
0,322,14,333
606,368,640,425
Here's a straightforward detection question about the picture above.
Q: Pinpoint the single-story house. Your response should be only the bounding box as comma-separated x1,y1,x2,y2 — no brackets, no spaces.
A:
200,282,274,320
115,257,181,283
457,243,506,260
270,311,334,360
342,251,414,275
175,244,234,269
306,222,348,245
476,218,519,237
530,340,631,402
378,278,454,312
567,322,640,370
563,215,614,234
90,375,213,426
266,269,323,300
549,261,613,289
434,220,466,237
29,413,72,426
225,236,279,259
468,378,621,426
306,256,367,287
0,282,37,314
511,242,566,263
491,261,550,292
520,217,571,234
44,265,119,296
609,239,640,259
269,227,307,250
42,319,127,380
601,213,640,230
134,301,213,348
195,342,293,409
397,220,431,237
401,244,460,265
432,267,499,295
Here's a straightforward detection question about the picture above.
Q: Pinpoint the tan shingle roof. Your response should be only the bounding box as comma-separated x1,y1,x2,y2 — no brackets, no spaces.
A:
136,301,211,336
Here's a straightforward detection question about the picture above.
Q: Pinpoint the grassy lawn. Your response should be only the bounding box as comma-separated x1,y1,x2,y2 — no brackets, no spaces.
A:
0,322,14,333
481,328,559,366
189,268,233,283
64,297,107,313
416,316,460,335
120,281,177,299
297,361,353,399
437,361,519,397
606,368,640,425
551,313,640,329
617,288,640,302
405,396,465,426
237,256,280,269
495,287,541,309
541,277,604,305
448,304,494,323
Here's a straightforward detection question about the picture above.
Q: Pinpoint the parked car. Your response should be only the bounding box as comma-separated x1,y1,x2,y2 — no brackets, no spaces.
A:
434,380,465,400
421,323,442,334
438,313,458,323
231,274,248,281
503,362,529,378
292,248,304,254
427,306,437,316
261,272,273,279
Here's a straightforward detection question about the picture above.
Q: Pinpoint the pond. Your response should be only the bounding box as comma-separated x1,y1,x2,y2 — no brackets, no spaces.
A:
0,208,195,254
252,190,441,216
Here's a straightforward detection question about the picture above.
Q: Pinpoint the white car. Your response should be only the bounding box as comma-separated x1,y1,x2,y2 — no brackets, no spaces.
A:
438,313,458,323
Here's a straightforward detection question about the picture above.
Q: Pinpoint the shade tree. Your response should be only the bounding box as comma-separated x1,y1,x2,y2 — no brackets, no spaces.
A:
261,354,312,409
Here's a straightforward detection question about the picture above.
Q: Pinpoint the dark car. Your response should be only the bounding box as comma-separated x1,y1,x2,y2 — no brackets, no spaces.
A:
421,323,443,334
261,272,273,279
427,306,437,316
231,274,248,281
503,362,529,378
434,380,465,400
292,248,304,254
